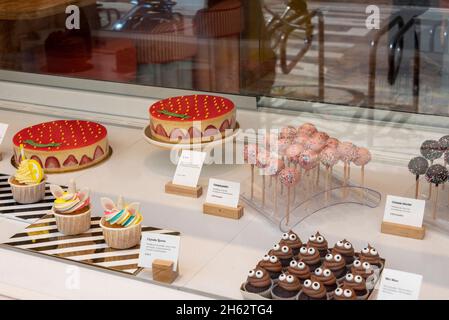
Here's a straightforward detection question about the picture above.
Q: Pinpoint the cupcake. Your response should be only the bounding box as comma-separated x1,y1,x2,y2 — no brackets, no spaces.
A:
333,285,357,301
280,231,302,256
271,272,302,300
307,232,328,257
100,196,143,249
332,239,355,265
269,243,294,267
359,244,383,268
8,148,46,204
311,267,337,292
257,254,282,280
322,253,347,278
244,268,272,298
340,273,368,299
298,279,328,300
298,246,321,271
287,259,311,283
351,259,374,280
50,180,91,235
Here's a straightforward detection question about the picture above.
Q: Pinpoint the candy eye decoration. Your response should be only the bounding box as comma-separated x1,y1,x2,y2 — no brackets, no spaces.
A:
370,248,378,256
354,275,363,283
304,280,312,288
300,247,308,254
314,268,323,276
290,260,298,268
362,247,369,254
325,254,333,261
273,244,280,251
345,273,354,281
362,262,371,270
298,262,306,269
353,260,361,267
286,275,294,283
289,234,297,241
256,270,264,279
282,233,289,240
312,282,321,291
344,289,353,298
248,270,255,277
308,247,316,255
344,242,352,249
323,269,332,277
317,236,324,243
309,235,316,241
279,273,287,281
269,256,278,263
281,246,289,253
334,254,342,262
262,254,270,261
336,241,344,247
335,288,343,296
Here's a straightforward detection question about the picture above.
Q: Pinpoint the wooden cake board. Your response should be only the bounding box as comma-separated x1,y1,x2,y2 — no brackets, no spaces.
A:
381,221,426,240
165,182,203,198
203,203,244,220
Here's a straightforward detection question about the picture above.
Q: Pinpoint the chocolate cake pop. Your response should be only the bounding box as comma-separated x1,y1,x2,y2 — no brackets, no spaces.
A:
420,140,443,163
408,156,429,199
439,135,449,152
279,168,301,225
425,164,448,219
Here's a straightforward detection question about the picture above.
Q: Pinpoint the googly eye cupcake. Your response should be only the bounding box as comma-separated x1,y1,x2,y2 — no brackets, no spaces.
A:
257,254,283,280
280,230,302,256
351,259,374,280
298,280,328,300
244,268,273,298
332,239,355,265
269,243,294,267
287,259,311,283
307,232,328,257
271,272,302,300
358,244,383,269
338,273,368,299
322,253,347,279
311,267,337,292
298,246,321,271
333,286,357,301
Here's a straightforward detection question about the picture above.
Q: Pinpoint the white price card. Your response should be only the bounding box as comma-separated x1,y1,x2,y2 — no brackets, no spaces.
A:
172,150,206,188
138,233,181,271
0,123,8,145
206,178,240,208
383,195,425,228
377,268,423,300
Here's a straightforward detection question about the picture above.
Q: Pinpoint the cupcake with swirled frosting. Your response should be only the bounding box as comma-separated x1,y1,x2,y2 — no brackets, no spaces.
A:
311,267,337,292
358,244,382,268
298,246,321,271
339,273,368,298
298,279,328,300
257,254,282,280
287,259,311,283
322,253,347,278
333,285,357,301
280,231,302,256
271,272,302,300
307,232,329,257
269,243,294,267
244,268,272,297
351,259,374,280
332,239,355,265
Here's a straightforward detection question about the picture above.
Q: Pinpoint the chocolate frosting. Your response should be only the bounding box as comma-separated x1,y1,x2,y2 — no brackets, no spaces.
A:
287,259,311,280
359,244,382,266
322,253,346,272
342,273,366,292
307,231,328,251
311,269,336,286
269,243,293,260
246,268,271,288
351,260,374,279
277,273,302,292
302,280,327,299
257,256,282,274
332,239,354,257
280,231,302,250
334,285,357,300
298,246,321,266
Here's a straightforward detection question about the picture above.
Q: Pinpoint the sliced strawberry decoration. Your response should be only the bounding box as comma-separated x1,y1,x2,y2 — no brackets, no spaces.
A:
93,146,104,159
155,124,168,138
45,157,60,169
219,119,230,132
63,155,79,167
203,125,219,137
80,155,92,165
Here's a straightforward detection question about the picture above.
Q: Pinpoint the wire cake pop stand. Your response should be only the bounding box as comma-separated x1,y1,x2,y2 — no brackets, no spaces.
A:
240,167,382,232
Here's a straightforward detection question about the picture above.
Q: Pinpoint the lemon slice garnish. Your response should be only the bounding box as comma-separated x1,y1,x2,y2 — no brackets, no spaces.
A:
28,159,44,183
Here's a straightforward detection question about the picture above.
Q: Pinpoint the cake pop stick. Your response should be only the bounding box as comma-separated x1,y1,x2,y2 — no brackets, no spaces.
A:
298,149,319,201
244,144,258,200
320,147,339,202
425,164,448,220
337,142,357,198
265,158,285,216
279,168,301,226
408,157,429,199
256,150,270,207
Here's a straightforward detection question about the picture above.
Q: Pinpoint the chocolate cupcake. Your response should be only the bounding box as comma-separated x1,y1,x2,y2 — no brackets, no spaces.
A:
244,268,272,295
311,268,337,292
257,254,282,280
298,280,328,300
351,260,374,280
307,232,328,257
269,243,294,267
280,231,302,256
333,286,357,301
322,253,347,279
271,272,302,300
298,246,321,271
332,239,355,265
340,273,368,298
359,244,382,268
287,259,311,283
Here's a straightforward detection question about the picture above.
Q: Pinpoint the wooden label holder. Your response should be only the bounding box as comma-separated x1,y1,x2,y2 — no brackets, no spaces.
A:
381,221,425,240
152,259,179,284
165,181,203,198
203,202,244,220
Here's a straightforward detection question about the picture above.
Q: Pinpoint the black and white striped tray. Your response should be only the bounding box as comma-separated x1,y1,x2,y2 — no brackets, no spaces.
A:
0,174,55,223
3,214,180,276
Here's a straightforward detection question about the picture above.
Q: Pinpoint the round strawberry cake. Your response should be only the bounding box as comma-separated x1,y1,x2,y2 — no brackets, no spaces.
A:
149,95,237,144
13,120,109,173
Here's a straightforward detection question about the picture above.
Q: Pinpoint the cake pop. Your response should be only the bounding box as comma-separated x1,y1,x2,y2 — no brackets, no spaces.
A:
353,147,372,189
408,156,429,199
420,140,443,164
244,144,258,199
298,150,319,198
256,150,270,207
298,123,317,137
320,147,340,200
279,168,301,225
265,158,286,215
277,138,292,158
264,133,279,152
280,126,297,140
310,132,329,152
439,135,449,152
294,133,310,147
425,164,448,219
326,137,340,149
286,144,304,168
337,142,357,195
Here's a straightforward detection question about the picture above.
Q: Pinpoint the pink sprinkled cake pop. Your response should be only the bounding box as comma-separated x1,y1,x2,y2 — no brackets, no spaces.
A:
326,137,340,149
265,157,286,176
264,133,279,151
294,133,310,146
298,150,319,171
353,147,372,167
279,167,301,225
298,123,317,137
280,126,297,140
320,147,340,168
277,138,292,157
286,144,304,166
256,149,270,169
337,142,357,163
244,144,258,165
309,132,329,152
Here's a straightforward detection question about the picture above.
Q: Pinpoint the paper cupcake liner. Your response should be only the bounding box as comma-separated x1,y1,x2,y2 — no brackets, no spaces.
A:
240,281,273,300
8,177,46,204
100,218,142,250
271,285,300,300
53,208,91,236
297,290,331,300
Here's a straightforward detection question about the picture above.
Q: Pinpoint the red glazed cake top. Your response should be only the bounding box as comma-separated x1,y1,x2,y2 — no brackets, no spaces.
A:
149,95,235,122
13,120,107,151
